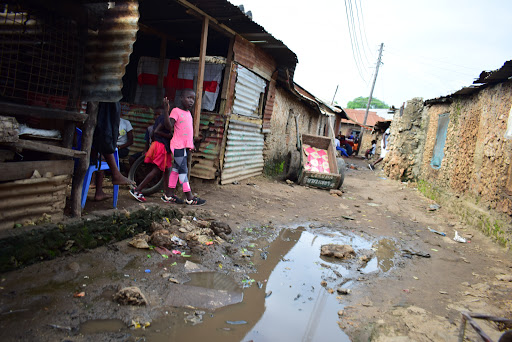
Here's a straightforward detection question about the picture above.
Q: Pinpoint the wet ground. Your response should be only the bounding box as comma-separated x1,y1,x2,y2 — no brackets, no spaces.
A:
1,157,511,341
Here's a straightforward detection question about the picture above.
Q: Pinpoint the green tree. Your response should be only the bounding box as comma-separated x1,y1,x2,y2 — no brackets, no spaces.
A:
346,96,389,109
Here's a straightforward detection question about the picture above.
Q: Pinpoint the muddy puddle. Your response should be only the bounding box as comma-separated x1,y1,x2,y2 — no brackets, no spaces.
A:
81,225,401,342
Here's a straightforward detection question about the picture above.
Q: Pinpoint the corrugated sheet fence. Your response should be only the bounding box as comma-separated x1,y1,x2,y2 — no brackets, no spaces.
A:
220,118,264,184
191,113,226,180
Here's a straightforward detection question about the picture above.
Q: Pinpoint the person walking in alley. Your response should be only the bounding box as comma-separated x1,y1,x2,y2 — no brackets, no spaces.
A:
369,128,390,170
161,90,206,206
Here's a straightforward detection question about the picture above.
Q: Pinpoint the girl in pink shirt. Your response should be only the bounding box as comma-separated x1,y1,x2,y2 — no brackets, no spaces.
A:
161,90,206,206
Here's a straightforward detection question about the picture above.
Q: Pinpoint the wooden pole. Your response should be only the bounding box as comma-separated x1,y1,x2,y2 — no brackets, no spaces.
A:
194,16,209,138
157,36,167,105
70,101,98,217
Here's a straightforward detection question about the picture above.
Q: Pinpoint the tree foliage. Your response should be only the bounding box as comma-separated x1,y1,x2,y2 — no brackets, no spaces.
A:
346,96,389,109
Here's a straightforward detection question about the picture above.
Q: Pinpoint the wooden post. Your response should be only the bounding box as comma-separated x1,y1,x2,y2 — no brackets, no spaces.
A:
70,101,98,217
194,16,208,138
157,36,167,105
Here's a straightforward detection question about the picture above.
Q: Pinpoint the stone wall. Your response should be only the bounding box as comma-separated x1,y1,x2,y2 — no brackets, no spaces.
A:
384,98,427,180
384,81,512,246
263,86,321,165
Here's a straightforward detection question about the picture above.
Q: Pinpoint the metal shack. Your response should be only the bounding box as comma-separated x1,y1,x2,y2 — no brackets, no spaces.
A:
0,0,299,226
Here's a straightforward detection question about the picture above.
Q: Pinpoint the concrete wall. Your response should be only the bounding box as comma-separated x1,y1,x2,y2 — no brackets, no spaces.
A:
263,86,321,165
384,81,512,246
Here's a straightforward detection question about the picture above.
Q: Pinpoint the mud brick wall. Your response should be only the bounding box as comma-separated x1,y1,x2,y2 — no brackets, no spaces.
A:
384,98,428,181
263,86,320,165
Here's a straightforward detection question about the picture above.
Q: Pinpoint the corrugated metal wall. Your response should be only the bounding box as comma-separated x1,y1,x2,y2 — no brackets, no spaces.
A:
120,103,156,154
220,119,264,184
232,65,267,118
191,113,226,180
82,1,139,102
0,174,71,231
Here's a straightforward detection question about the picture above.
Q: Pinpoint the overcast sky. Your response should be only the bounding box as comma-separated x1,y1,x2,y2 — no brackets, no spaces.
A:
234,0,512,108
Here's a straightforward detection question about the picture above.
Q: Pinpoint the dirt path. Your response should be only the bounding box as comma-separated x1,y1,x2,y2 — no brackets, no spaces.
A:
1,157,511,341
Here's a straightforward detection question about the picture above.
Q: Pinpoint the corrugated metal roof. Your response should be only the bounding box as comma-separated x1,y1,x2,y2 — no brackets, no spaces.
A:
189,0,297,76
425,60,512,105
341,109,384,127
473,60,512,84
82,1,139,102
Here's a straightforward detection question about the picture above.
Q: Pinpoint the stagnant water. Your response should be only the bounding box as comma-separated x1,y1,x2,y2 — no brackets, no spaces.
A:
80,226,398,341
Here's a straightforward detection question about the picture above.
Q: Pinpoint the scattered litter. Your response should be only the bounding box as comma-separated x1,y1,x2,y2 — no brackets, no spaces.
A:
172,250,182,255
431,248,438,252
205,241,213,245
48,324,72,331
170,262,177,266
366,203,380,207
428,227,446,236
131,320,150,329
226,320,247,325
379,177,387,180
413,276,419,280
453,231,467,243
181,254,191,257
73,291,85,298
128,233,150,249
341,215,355,220
403,289,410,293
171,236,187,247
337,288,351,295
285,179,294,185
265,291,272,298
232,181,240,185
439,291,448,295
145,269,151,273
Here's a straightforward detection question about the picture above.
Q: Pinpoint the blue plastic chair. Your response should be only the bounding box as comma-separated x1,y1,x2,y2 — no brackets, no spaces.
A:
75,128,119,209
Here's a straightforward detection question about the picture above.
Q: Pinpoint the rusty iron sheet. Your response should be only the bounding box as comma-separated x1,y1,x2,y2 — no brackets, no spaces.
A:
191,112,226,180
82,1,139,102
220,118,264,184
120,102,157,154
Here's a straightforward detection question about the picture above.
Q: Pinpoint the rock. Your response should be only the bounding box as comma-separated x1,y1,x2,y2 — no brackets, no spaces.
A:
320,244,356,259
150,229,173,247
330,189,343,196
359,255,370,262
496,274,512,282
286,179,294,184
194,220,211,228
337,288,351,295
211,221,232,236
129,233,150,249
113,287,147,306
184,261,204,273
338,310,344,317
428,204,441,211
320,281,327,287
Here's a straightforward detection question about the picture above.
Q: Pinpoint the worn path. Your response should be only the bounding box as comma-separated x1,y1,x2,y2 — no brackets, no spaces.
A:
0,157,511,341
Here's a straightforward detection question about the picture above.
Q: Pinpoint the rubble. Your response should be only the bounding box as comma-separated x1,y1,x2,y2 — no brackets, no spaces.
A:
113,286,148,306
320,244,356,259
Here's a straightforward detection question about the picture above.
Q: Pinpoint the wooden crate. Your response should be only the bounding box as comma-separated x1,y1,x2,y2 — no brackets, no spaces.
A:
298,134,341,190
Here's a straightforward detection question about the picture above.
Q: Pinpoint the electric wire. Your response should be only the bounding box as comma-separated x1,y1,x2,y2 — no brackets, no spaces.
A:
343,0,367,83
347,0,369,80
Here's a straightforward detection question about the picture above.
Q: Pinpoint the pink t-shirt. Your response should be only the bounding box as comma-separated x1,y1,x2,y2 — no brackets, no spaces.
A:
169,107,194,153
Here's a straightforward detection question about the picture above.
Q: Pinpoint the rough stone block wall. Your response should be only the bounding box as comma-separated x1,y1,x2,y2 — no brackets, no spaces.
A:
263,86,320,164
420,81,512,216
384,97,427,180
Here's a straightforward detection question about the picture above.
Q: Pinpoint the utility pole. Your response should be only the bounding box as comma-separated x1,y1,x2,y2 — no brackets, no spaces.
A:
359,43,384,145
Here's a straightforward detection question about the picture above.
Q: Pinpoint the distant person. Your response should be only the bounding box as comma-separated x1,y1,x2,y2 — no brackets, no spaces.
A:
117,117,133,158
369,128,390,170
365,140,377,159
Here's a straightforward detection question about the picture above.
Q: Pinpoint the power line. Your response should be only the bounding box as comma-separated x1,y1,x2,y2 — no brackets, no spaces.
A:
343,0,367,83
353,0,372,66
347,0,369,79
357,0,375,61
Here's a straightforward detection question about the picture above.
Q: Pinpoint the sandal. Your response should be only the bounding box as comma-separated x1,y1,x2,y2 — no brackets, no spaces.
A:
129,189,146,203
185,197,206,206
161,194,184,204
